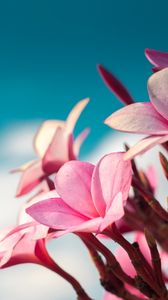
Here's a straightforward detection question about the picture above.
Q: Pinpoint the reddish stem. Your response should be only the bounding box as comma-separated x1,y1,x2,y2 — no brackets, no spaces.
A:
105,224,163,297
77,233,135,287
36,239,93,300
79,234,106,278
145,229,166,291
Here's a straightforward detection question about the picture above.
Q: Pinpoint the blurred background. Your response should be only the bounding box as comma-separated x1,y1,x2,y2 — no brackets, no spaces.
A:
1,0,168,299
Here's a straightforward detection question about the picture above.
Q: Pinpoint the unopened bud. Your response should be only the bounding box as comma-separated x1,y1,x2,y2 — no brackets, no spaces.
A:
97,64,134,105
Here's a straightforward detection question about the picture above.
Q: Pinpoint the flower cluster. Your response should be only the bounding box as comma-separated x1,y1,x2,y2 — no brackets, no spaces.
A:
1,48,168,300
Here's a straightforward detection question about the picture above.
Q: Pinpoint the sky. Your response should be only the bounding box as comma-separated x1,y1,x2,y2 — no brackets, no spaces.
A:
1,0,168,156
1,0,168,299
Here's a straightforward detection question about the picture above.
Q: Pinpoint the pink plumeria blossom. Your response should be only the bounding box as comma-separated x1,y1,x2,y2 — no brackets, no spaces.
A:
145,48,168,71
105,68,168,159
15,98,90,197
26,153,132,235
0,223,49,268
0,184,62,267
0,222,80,293
0,184,53,268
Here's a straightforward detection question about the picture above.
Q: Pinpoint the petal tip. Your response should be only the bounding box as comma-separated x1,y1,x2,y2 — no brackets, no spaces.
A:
104,115,111,125
104,113,115,129
97,64,104,72
123,152,132,161
80,97,90,106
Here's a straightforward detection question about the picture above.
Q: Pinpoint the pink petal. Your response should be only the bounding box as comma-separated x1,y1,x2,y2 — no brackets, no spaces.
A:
0,227,14,240
91,153,132,217
105,102,168,135
159,251,168,277
16,160,45,197
148,68,168,120
0,228,22,267
19,191,58,238
34,120,65,158
135,232,151,263
50,217,103,238
11,160,36,173
145,48,168,69
65,98,89,134
97,65,134,105
146,166,157,192
67,134,76,160
55,161,98,218
3,222,36,240
42,127,70,174
124,135,168,160
115,245,136,277
26,198,89,229
103,292,122,300
100,192,125,232
0,225,39,268
104,287,144,300
73,128,90,157
8,232,37,265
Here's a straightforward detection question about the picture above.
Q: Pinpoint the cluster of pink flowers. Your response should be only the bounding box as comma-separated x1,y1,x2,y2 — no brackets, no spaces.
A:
2,48,168,300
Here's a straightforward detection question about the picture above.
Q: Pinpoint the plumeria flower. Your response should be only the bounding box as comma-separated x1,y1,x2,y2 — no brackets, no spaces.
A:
0,172,61,268
0,190,93,300
0,221,93,299
105,68,168,160
0,185,54,268
0,223,50,268
26,152,132,236
145,48,168,72
15,98,90,197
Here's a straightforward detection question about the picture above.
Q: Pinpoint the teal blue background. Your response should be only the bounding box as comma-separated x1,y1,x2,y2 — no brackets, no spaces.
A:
1,0,168,155
1,2,168,299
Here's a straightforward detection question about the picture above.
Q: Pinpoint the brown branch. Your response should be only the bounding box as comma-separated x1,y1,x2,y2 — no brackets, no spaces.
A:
105,224,161,297
144,229,166,292
77,233,135,287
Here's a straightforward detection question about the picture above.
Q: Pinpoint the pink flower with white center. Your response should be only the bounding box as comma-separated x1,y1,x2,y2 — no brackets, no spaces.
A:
145,48,168,71
15,98,90,197
105,68,168,160
26,152,132,235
